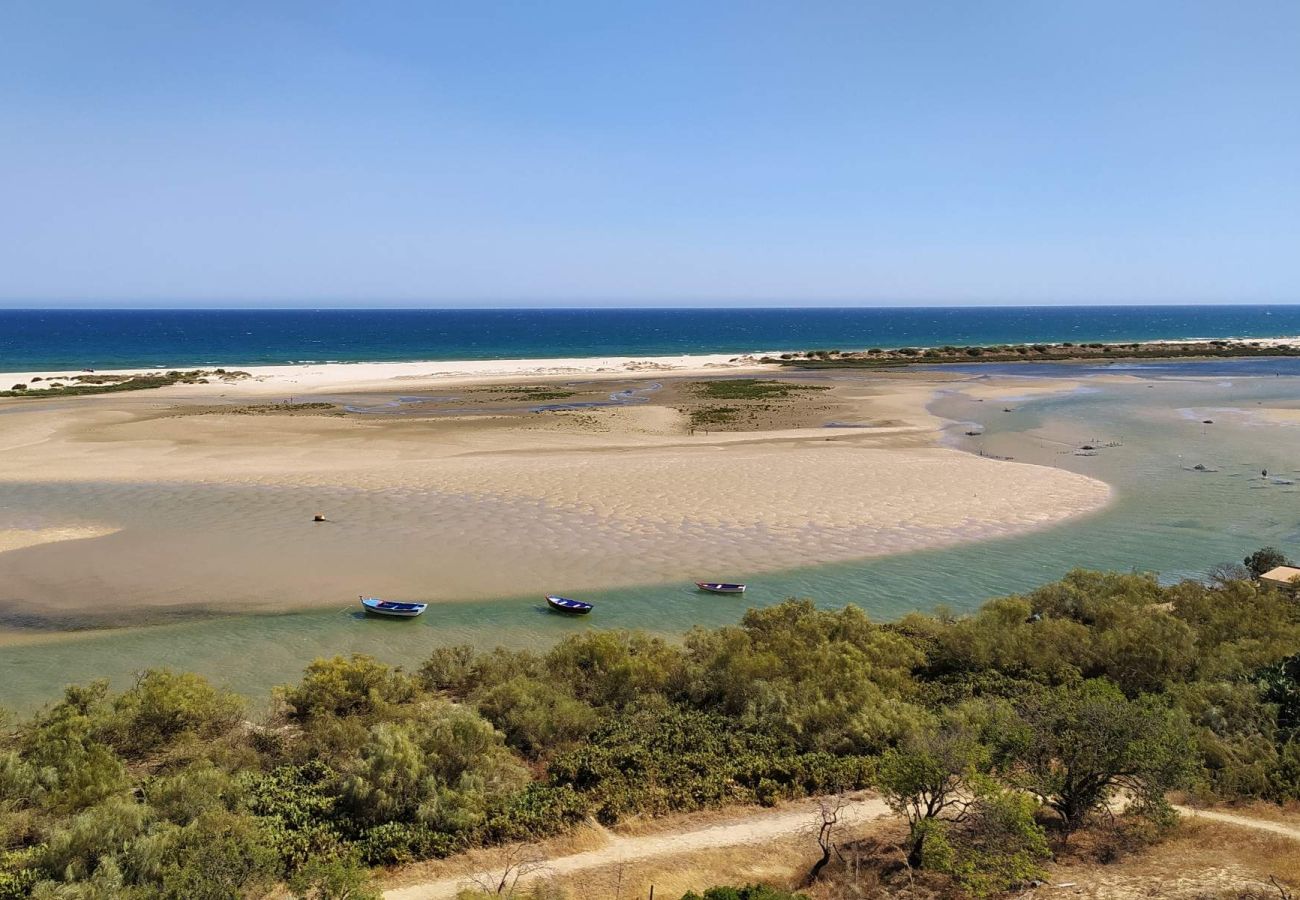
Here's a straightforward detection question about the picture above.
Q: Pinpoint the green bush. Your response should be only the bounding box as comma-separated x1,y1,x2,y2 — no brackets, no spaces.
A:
680,886,808,900
918,780,1048,898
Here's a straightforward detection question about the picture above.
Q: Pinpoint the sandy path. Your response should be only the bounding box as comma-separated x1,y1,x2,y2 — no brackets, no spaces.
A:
1172,805,1300,841
382,800,1300,899
383,795,892,900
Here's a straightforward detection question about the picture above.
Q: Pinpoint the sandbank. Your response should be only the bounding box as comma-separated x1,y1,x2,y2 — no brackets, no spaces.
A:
0,366,1112,628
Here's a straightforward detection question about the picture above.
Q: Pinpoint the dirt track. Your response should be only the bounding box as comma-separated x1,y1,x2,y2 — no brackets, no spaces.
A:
383,795,892,900
1172,805,1300,841
383,798,1300,899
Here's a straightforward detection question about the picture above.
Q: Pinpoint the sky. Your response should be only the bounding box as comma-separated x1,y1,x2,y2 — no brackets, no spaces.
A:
1,1,1298,307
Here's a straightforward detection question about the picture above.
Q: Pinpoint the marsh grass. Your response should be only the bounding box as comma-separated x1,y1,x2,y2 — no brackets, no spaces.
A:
692,379,830,401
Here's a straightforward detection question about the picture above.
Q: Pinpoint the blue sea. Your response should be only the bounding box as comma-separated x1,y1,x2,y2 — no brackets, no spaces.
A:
4,305,1300,370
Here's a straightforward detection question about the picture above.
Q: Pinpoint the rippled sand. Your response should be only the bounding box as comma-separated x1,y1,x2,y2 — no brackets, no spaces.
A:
0,368,1111,627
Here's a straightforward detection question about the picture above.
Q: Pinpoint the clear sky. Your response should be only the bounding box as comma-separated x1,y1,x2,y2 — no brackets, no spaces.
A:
2,1,1298,307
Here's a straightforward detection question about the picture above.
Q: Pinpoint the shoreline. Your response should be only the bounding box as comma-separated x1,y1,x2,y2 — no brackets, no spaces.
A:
7,336,1300,398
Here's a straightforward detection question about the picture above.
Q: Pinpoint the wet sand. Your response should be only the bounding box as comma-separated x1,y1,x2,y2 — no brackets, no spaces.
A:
0,363,1111,630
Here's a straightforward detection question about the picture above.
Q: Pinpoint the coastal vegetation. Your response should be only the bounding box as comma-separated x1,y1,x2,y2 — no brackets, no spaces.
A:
687,379,830,429
0,369,249,398
2,566,1299,897
770,340,1300,368
471,386,581,402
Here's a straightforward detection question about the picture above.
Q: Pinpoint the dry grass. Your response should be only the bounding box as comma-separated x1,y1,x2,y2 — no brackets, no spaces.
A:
552,834,812,900
429,813,1300,900
1043,820,1299,900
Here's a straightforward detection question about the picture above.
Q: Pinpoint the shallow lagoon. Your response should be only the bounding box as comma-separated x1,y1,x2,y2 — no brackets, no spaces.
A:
4,359,1300,710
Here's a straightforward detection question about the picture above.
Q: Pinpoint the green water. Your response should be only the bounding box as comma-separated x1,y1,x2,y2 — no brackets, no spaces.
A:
4,363,1300,710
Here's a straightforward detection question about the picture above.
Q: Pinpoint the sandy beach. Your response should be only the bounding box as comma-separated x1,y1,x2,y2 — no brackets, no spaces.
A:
0,352,772,397
0,358,1112,628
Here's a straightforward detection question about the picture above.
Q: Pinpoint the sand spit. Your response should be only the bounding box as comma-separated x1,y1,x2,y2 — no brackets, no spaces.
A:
0,353,774,398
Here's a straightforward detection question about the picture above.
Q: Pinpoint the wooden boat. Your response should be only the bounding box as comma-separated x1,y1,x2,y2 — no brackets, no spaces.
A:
695,582,747,594
545,595,593,615
360,596,428,618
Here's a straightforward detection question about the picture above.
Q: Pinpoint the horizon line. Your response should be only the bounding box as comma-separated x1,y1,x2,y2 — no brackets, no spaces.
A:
3,301,1300,312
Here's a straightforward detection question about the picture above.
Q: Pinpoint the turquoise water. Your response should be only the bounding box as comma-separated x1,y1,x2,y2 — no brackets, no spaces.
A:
4,359,1300,710
6,306,1300,370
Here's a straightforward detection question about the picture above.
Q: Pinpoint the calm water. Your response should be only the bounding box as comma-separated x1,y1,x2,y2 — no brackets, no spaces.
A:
5,358,1300,709
5,306,1300,370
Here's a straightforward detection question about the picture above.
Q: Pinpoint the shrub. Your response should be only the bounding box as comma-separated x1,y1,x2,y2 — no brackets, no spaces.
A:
680,887,808,900
281,655,416,720
918,780,1049,898
107,669,245,758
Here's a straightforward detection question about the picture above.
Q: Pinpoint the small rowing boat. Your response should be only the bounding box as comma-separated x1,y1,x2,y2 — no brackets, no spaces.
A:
696,582,746,594
360,596,428,618
545,595,593,615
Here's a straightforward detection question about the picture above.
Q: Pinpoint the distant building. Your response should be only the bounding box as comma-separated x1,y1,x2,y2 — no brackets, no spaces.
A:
1259,565,1300,592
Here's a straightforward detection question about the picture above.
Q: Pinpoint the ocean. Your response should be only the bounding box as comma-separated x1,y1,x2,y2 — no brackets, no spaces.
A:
4,305,1300,370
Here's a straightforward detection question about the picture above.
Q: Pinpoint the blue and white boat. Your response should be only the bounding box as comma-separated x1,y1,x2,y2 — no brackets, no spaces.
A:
695,581,746,594
360,596,427,618
545,595,593,615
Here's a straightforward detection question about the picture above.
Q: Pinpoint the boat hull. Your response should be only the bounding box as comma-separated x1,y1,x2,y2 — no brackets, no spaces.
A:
545,595,593,615
695,582,746,594
361,598,427,618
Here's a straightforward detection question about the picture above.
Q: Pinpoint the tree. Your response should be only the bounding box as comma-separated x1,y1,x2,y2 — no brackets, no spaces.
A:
1206,561,1250,587
1245,547,1292,579
999,680,1195,833
805,795,847,884
464,845,549,896
877,726,989,866
917,778,1049,899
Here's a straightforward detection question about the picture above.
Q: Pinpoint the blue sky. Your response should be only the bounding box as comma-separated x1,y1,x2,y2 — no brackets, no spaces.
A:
2,1,1298,307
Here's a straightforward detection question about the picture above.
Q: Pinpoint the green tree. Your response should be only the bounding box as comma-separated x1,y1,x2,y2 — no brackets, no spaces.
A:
877,726,989,866
999,680,1195,833
1245,546,1292,578
918,778,1049,898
